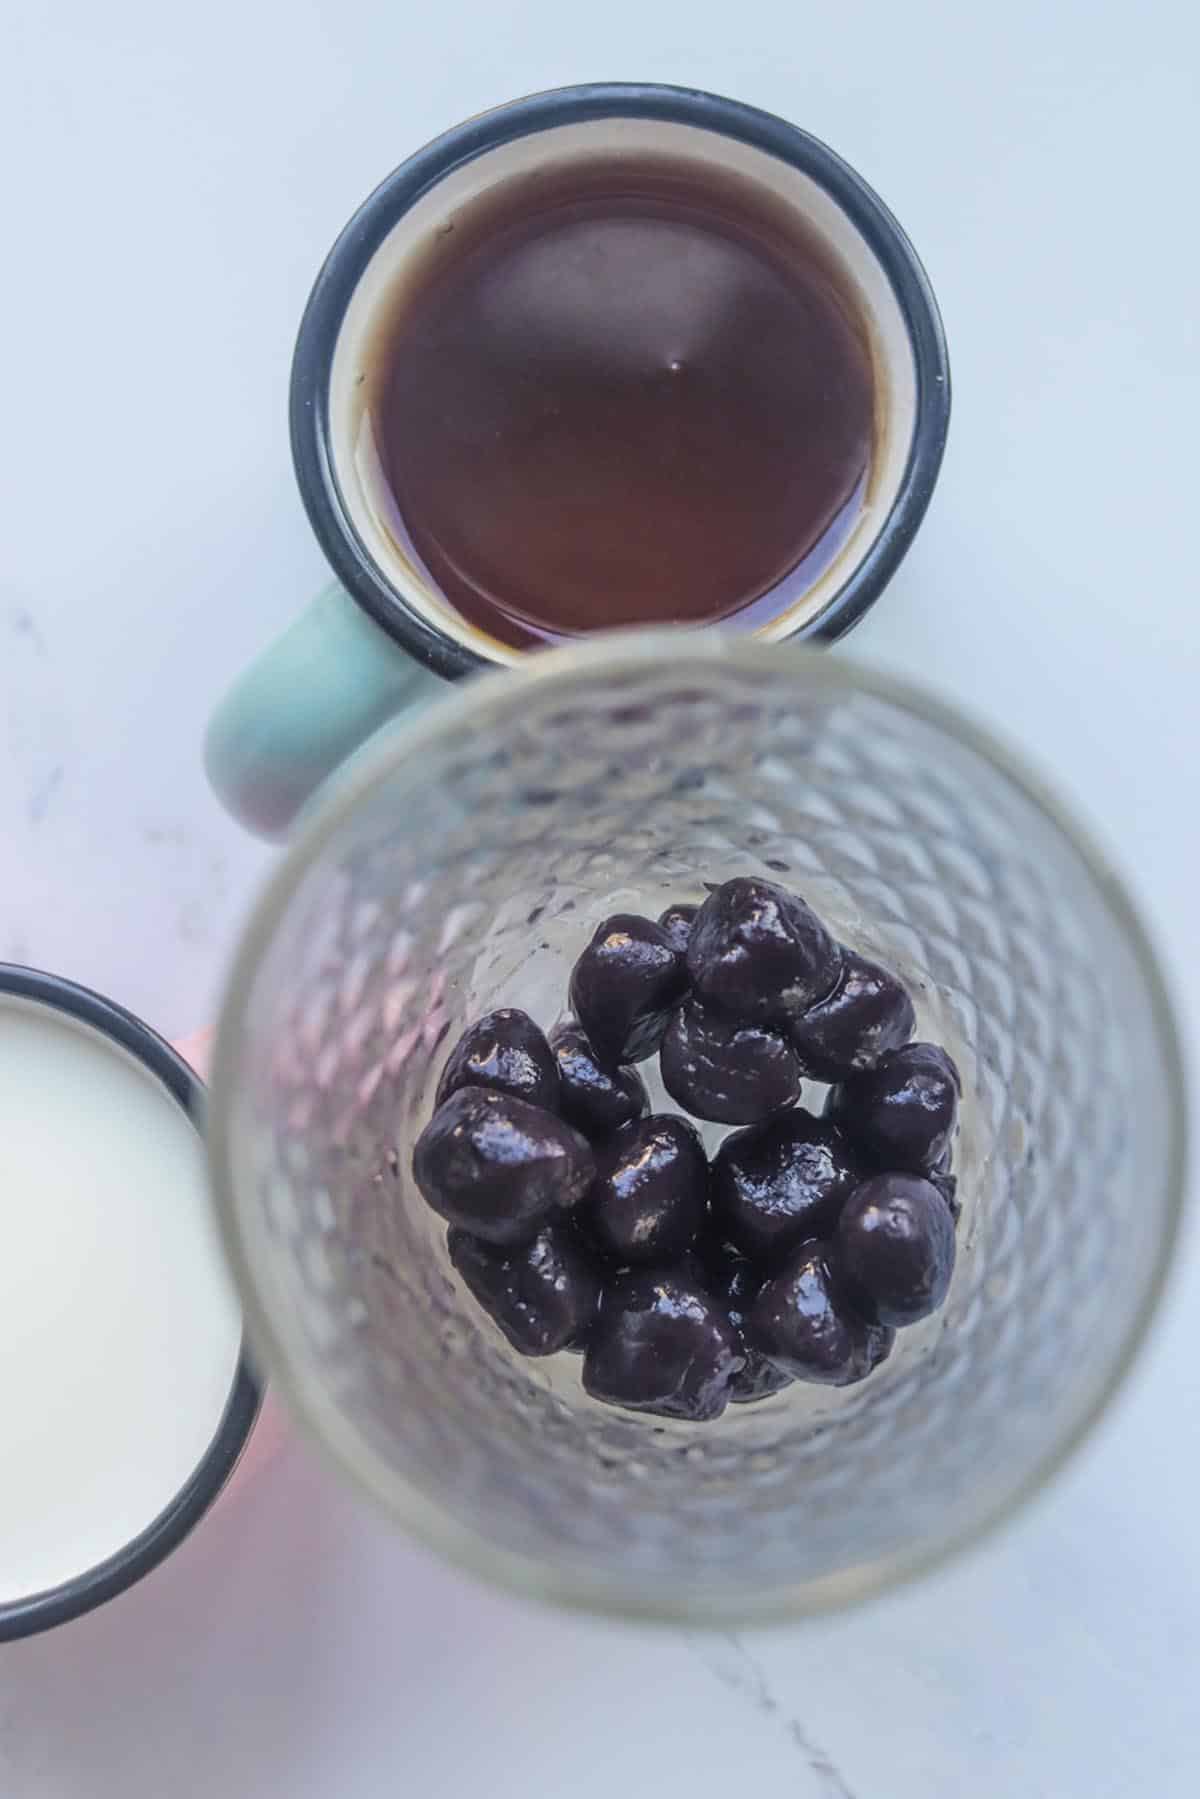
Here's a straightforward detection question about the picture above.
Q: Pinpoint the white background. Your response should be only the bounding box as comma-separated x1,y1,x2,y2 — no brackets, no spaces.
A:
3,2,1198,1793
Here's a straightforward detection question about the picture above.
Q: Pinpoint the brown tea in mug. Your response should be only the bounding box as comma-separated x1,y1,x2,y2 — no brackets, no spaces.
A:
367,153,876,649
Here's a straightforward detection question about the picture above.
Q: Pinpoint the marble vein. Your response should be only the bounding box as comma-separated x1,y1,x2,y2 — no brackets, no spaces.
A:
689,1633,858,1798
27,763,63,824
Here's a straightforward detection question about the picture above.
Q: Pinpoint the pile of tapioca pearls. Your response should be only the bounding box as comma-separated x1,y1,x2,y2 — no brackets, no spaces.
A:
412,877,961,1423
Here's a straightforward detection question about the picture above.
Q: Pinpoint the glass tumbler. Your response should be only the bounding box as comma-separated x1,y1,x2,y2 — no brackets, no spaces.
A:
208,636,1186,1622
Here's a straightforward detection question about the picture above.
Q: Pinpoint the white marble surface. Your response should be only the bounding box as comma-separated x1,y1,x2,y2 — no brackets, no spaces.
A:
3,2,1199,1793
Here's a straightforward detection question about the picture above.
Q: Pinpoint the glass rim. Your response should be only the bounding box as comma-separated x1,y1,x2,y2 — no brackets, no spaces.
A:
207,633,1189,1625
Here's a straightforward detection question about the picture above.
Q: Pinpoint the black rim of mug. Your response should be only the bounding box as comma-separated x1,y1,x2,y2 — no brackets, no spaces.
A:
290,81,952,681
0,965,261,1643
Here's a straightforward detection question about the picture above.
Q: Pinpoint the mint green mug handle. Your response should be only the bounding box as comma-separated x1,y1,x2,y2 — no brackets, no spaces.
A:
204,585,444,839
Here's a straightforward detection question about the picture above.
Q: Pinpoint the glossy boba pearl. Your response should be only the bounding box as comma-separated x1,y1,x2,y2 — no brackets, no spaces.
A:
447,1219,601,1356
686,877,841,1026
656,901,698,955
749,1242,895,1386
786,949,916,1081
585,1114,708,1264
413,1086,594,1245
660,1000,801,1126
827,1041,961,1173
834,1173,957,1326
710,1108,861,1262
549,1020,648,1140
435,1008,559,1112
582,1265,744,1422
703,1245,793,1403
569,913,690,1066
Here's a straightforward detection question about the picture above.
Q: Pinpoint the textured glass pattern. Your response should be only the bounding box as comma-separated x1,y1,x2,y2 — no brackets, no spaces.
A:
210,642,1183,1620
